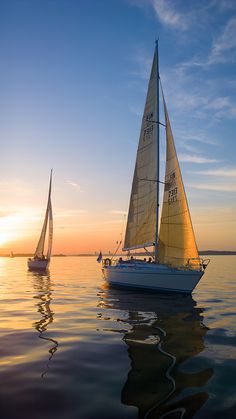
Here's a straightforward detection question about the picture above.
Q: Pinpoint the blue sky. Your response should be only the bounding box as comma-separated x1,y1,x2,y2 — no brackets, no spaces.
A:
0,0,236,252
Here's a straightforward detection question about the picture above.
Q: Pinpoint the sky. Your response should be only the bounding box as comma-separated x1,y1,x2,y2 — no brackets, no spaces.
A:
0,0,236,254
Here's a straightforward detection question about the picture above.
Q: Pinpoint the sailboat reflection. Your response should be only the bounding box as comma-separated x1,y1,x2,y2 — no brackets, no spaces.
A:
98,288,213,419
31,271,58,377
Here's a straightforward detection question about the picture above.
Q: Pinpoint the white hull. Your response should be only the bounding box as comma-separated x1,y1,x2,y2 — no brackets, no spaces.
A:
27,259,50,271
102,262,204,294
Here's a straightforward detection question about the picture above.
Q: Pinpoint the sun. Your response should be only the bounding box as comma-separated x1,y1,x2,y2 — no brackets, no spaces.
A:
0,232,15,247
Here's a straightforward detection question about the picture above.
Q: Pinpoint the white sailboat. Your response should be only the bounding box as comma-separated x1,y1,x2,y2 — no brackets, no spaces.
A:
102,42,209,294
28,171,53,271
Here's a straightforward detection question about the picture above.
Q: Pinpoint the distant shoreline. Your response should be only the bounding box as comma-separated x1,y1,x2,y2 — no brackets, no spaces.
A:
1,250,235,257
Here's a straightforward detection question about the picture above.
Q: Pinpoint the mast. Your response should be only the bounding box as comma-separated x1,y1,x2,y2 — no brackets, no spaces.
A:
48,169,52,205
154,40,160,263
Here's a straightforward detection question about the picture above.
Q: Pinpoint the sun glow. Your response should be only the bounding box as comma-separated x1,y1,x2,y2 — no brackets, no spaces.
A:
0,232,14,246
0,210,39,249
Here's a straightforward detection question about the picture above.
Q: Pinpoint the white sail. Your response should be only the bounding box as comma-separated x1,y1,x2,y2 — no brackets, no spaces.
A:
124,49,158,250
34,171,53,259
158,95,200,269
47,198,53,260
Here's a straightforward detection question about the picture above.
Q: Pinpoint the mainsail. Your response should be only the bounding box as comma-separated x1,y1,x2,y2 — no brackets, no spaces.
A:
124,48,158,250
158,95,200,269
34,171,53,259
47,199,53,260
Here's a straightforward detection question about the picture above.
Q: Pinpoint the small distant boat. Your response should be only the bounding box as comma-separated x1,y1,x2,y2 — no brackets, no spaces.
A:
102,42,209,294
28,171,53,271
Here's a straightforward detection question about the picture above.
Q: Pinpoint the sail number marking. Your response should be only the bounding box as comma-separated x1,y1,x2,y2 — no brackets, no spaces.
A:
165,171,178,204
168,187,178,203
143,112,154,142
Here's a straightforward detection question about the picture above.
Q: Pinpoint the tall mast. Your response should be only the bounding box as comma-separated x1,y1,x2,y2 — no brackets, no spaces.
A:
154,40,160,263
48,169,52,202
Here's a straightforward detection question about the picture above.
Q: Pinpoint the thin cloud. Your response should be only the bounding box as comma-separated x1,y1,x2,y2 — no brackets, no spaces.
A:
179,132,220,147
151,0,189,30
209,17,236,64
0,208,43,225
167,87,236,120
204,96,236,118
194,168,236,177
189,183,236,192
0,180,32,197
0,210,14,218
178,17,236,68
109,210,128,215
54,209,88,218
178,154,219,164
66,180,83,192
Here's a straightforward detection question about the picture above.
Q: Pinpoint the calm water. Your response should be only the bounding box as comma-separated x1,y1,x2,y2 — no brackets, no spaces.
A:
0,256,236,419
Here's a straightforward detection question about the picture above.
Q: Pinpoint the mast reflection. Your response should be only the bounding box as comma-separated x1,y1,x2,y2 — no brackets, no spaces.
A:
30,271,58,377
98,288,213,419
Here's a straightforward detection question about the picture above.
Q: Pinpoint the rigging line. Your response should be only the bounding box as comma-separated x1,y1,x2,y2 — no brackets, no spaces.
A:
138,177,167,185
111,213,127,260
144,246,154,259
111,240,122,261
142,118,166,127
150,120,166,127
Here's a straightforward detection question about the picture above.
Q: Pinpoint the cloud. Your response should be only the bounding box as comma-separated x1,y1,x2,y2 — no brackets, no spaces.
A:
151,0,189,30
0,210,14,218
109,210,128,215
0,180,32,197
178,133,220,149
66,180,83,191
194,168,236,177
209,18,236,64
188,183,236,192
178,17,236,68
203,96,236,118
54,209,87,218
184,134,218,146
178,154,219,164
166,86,236,120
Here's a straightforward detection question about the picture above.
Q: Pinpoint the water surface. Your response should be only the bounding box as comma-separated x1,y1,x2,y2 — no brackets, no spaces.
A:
0,255,235,418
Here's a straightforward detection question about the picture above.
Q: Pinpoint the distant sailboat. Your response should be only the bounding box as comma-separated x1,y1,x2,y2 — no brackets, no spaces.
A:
28,171,53,271
102,42,209,294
